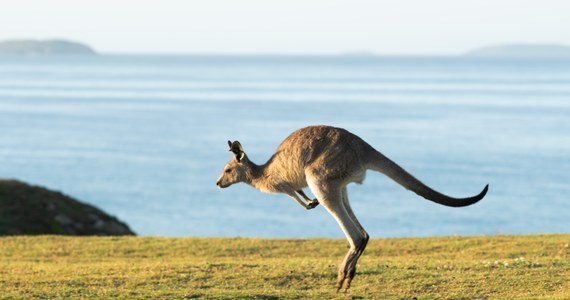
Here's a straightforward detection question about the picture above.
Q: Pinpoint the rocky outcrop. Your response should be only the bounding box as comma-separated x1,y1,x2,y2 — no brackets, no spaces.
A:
465,44,570,58
0,39,96,55
0,179,134,236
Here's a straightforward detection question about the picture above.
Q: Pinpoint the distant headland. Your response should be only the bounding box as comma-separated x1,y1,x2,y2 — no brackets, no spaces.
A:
0,39,96,55
0,179,134,236
465,44,570,58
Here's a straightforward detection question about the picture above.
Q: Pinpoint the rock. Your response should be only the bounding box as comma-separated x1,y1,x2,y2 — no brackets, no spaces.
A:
0,39,97,55
0,179,135,236
54,214,73,225
465,44,570,58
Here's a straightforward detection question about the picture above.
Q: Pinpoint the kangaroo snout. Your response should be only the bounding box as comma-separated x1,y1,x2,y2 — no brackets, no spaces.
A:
216,179,227,188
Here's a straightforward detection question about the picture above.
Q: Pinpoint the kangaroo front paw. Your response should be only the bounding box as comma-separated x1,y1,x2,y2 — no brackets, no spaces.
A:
307,199,319,209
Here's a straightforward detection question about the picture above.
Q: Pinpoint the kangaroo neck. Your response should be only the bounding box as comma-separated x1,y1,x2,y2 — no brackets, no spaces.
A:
243,159,263,185
244,159,276,192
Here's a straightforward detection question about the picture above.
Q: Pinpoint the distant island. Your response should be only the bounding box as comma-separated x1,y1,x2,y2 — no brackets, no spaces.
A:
465,44,570,58
342,51,377,57
0,39,96,55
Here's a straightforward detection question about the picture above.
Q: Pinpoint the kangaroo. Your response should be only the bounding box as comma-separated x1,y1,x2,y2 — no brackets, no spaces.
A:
216,125,488,291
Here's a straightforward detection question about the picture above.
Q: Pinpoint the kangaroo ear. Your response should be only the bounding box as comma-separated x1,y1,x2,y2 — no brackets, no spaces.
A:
228,140,245,162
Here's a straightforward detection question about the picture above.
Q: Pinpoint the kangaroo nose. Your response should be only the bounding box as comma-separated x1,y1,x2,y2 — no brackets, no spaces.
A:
216,180,221,187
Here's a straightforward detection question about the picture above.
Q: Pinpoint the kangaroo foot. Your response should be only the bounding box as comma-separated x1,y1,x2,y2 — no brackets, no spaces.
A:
336,253,359,291
335,268,346,292
335,274,353,292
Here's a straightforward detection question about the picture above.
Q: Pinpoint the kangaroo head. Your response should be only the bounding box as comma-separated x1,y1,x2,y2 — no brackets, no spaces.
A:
216,140,250,188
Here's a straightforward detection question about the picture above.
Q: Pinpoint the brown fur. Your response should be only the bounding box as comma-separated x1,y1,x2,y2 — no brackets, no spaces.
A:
216,125,488,290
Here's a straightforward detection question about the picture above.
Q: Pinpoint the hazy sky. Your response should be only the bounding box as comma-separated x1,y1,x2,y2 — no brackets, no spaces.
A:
1,0,570,55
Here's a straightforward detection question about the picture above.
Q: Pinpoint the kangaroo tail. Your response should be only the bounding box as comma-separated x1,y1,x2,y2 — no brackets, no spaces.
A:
368,149,488,207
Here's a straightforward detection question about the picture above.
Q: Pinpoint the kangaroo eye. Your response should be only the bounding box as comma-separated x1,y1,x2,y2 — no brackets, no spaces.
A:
225,168,232,173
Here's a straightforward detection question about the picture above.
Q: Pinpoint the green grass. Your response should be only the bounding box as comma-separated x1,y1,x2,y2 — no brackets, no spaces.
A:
1,235,568,299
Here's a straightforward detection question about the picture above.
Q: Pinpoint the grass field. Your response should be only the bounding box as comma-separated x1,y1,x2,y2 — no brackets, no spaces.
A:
1,234,569,299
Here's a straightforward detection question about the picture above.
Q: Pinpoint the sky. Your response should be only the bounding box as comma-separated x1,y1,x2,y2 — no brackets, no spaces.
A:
1,0,570,55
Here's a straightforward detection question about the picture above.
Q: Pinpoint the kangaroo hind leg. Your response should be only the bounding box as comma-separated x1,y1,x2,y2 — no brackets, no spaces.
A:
340,187,369,289
307,178,367,291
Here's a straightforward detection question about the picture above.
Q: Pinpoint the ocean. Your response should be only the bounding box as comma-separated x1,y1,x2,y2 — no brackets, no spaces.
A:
0,55,568,237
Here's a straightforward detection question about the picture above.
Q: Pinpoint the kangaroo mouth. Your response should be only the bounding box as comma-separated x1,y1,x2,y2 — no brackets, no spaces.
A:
216,181,230,188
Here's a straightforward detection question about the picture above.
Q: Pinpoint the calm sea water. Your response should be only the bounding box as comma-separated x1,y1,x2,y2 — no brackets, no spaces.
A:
0,55,568,237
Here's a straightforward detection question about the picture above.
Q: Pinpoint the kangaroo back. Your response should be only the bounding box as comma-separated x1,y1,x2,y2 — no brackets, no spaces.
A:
367,149,488,207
